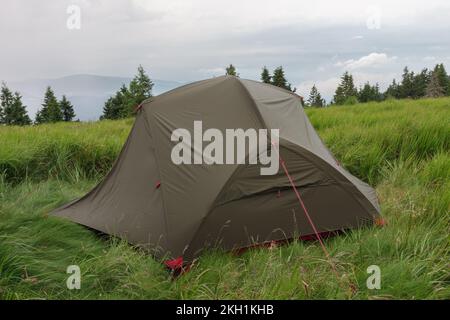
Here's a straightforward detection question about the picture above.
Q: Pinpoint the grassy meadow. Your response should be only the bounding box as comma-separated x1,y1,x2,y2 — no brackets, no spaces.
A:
0,98,449,299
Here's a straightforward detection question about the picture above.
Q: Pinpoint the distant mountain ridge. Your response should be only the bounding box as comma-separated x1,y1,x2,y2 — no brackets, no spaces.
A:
7,74,182,121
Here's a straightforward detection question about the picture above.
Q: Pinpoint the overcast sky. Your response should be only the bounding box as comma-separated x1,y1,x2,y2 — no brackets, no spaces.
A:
1,0,450,101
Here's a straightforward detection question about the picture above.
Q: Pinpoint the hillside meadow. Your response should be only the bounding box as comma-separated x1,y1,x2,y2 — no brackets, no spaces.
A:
0,97,449,299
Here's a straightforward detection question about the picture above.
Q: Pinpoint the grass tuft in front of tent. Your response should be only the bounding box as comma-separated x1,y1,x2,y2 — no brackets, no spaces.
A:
0,98,449,299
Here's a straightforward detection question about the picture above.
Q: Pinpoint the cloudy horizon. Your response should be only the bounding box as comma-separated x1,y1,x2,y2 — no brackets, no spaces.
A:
1,0,450,105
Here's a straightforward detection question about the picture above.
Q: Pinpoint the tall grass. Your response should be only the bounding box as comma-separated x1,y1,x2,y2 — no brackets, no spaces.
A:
307,98,450,184
1,98,448,185
0,119,132,184
0,98,449,299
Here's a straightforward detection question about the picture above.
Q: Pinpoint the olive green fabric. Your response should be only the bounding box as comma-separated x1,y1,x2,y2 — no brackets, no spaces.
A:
53,75,381,261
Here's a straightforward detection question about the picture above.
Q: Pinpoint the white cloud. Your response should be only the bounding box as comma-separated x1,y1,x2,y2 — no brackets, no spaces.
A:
0,0,449,83
131,0,450,33
334,53,397,70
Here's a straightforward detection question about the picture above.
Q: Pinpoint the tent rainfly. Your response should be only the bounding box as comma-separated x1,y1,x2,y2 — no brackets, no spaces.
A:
53,75,381,268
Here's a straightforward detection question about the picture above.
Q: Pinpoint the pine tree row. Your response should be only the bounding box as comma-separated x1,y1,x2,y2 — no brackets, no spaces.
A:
312,63,450,107
0,83,76,126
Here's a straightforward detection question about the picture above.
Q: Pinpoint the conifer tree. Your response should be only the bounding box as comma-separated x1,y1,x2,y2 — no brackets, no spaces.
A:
307,85,325,107
6,92,31,125
225,64,238,76
399,67,416,98
101,85,130,120
426,71,445,98
59,95,76,122
433,63,449,95
358,82,383,102
0,83,31,125
35,86,63,124
333,71,357,105
0,82,14,124
101,65,154,120
385,79,401,99
271,66,287,88
34,109,44,124
261,66,271,84
271,66,296,92
0,99,3,124
408,69,429,98
128,65,153,110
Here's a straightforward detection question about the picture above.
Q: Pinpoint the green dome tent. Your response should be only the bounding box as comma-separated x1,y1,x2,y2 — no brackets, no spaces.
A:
53,75,381,268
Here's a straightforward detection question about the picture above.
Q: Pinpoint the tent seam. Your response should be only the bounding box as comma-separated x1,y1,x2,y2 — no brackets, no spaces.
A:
186,139,378,257
141,106,171,253
185,77,269,254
